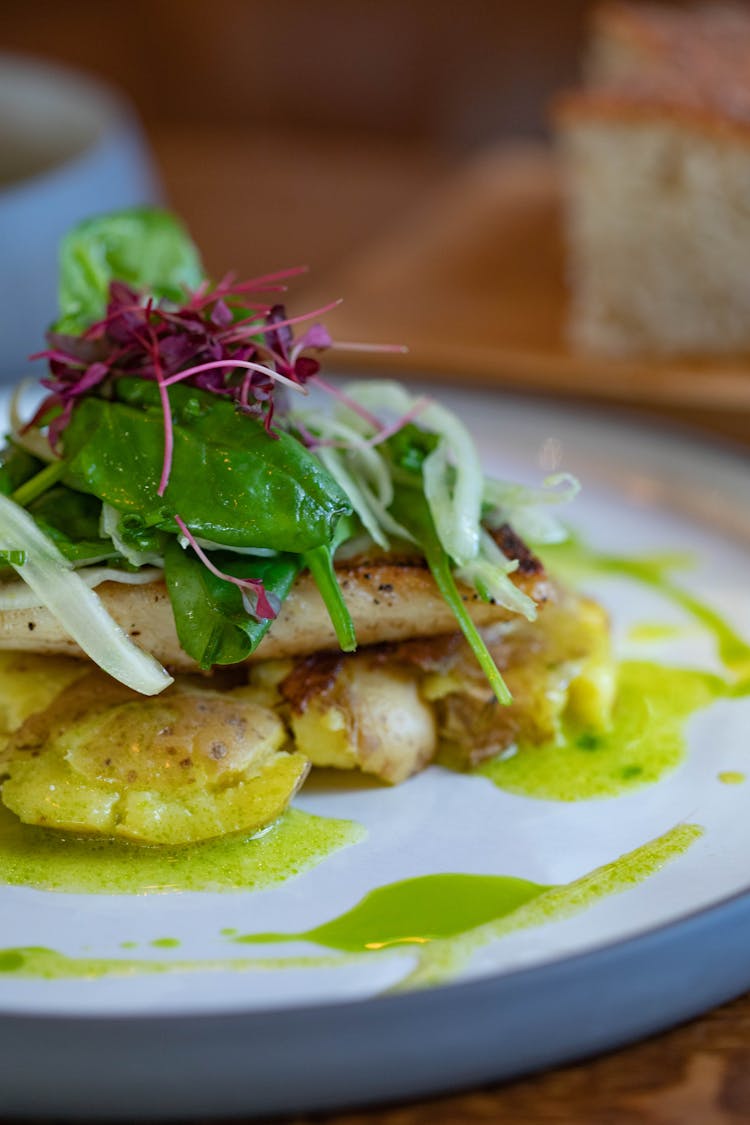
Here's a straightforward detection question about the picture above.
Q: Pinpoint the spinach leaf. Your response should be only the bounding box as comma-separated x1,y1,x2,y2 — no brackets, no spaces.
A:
115,514,167,557
163,539,302,668
385,430,511,705
28,486,118,565
304,544,356,652
29,485,102,542
55,208,205,335
0,444,44,497
61,385,352,553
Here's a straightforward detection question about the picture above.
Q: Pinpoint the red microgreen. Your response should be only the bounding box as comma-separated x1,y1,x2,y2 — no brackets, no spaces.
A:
174,516,279,620
27,264,406,627
30,273,405,472
367,397,431,447
161,357,306,393
28,275,335,485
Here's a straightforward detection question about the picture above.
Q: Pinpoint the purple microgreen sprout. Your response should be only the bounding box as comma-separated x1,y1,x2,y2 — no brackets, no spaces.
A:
174,516,279,621
161,357,308,393
27,264,408,630
366,397,432,447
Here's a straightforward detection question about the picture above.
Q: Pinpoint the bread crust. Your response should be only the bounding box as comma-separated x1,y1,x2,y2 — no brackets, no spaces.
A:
554,90,750,144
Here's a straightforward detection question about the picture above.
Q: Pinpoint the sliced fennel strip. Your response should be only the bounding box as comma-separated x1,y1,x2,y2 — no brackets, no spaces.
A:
0,565,162,611
100,503,164,567
483,473,581,546
338,380,484,566
0,493,172,695
289,408,415,549
456,530,537,621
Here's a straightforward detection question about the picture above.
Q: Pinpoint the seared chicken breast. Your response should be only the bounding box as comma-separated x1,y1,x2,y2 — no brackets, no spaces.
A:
0,527,552,670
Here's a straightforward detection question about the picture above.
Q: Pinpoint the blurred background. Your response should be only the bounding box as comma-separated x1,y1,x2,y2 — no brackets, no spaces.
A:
4,0,623,278
5,0,747,446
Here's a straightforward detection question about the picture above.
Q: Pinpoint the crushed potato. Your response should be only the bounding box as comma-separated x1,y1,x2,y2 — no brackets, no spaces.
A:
0,587,614,843
0,652,86,740
277,589,614,776
1,672,307,845
287,657,437,785
431,595,615,769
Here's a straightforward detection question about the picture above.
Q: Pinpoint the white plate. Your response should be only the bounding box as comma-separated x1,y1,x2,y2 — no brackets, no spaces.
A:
1,386,749,1119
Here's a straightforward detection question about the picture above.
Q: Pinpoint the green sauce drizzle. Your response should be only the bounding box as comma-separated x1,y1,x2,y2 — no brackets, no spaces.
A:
234,873,549,952
0,806,363,894
544,537,750,683
0,824,700,983
0,947,321,981
479,660,726,801
627,623,683,643
403,823,701,988
718,771,745,785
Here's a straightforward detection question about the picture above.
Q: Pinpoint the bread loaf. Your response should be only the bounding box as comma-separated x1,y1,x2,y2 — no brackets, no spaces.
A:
556,3,750,356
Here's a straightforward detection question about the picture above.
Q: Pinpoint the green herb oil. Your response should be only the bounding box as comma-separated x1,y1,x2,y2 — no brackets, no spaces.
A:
0,806,363,894
479,661,725,801
0,825,699,982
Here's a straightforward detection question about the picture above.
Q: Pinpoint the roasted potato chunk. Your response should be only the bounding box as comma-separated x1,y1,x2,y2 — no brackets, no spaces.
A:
2,672,308,844
282,655,437,784
276,587,613,782
0,652,85,740
426,593,615,768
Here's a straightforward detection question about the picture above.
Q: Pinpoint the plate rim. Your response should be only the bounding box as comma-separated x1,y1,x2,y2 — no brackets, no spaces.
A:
0,387,748,1118
2,878,750,1119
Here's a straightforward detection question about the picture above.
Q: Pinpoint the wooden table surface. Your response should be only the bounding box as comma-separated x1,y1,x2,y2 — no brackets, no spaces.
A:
9,125,748,1125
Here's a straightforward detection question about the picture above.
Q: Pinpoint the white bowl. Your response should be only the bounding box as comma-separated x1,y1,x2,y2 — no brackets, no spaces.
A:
0,53,159,382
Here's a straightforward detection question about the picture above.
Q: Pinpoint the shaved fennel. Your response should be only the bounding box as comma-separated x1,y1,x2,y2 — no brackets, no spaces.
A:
0,493,172,694
336,381,483,566
483,474,580,545
456,530,537,621
288,409,415,548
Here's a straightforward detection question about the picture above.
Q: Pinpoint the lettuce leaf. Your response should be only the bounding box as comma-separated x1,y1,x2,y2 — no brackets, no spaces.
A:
55,208,204,335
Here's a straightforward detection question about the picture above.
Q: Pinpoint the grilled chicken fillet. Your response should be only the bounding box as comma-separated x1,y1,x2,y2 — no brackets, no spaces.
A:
0,526,552,670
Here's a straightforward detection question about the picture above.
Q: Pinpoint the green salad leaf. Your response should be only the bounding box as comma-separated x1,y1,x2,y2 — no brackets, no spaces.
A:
55,208,204,335
27,486,117,565
163,539,302,668
0,447,116,566
385,425,511,705
61,381,353,554
0,444,44,497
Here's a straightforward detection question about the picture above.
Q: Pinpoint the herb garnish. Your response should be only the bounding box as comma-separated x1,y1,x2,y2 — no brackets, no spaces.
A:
0,208,576,696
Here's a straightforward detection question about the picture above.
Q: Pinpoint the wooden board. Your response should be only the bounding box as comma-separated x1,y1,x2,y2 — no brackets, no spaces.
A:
314,143,750,412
